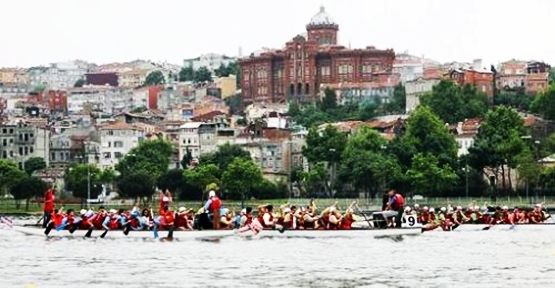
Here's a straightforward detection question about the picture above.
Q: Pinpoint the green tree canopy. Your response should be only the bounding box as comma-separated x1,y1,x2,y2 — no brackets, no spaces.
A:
193,66,212,83
401,105,458,165
467,106,526,193
420,80,488,124
184,163,221,193
10,176,47,210
116,138,173,181
303,125,347,164
199,143,251,171
24,157,46,175
74,78,85,88
405,153,458,196
65,164,103,201
530,84,555,120
321,87,337,111
383,83,406,114
179,66,194,82
221,158,263,203
117,170,156,202
0,159,26,193
144,70,165,86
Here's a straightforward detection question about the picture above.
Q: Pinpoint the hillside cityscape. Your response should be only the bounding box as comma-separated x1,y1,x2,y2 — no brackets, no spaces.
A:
1,6,555,206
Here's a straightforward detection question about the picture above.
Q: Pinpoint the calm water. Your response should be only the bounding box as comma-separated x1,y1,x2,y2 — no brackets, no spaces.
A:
1,219,554,288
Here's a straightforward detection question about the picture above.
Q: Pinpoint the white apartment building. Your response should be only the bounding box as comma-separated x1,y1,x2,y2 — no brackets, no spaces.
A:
405,78,440,113
98,121,146,169
67,87,133,114
183,53,235,72
27,61,89,89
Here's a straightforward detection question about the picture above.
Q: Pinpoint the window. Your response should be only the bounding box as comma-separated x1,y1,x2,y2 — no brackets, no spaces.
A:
2,151,6,159
2,139,6,146
320,66,331,76
114,141,123,148
114,152,123,159
9,129,13,134
19,147,23,155
103,152,111,159
2,129,6,134
51,152,56,161
30,147,33,154
24,147,28,155
338,64,353,74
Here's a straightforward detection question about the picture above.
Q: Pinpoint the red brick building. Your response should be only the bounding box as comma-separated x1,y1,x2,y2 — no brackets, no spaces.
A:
47,90,68,112
239,6,395,105
448,68,494,98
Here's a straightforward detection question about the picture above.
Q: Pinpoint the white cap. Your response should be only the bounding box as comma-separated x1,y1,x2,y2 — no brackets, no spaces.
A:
474,205,480,211
162,196,170,202
283,207,291,213
502,206,508,210
440,207,446,212
429,208,435,213
404,207,412,212
178,207,187,213
329,207,336,213
109,209,117,214
208,190,216,198
535,204,542,208
414,204,420,208
456,206,462,210
240,209,246,215
80,209,87,215
423,206,429,211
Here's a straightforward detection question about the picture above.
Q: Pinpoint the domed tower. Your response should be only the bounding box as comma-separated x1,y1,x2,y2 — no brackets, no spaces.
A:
306,6,338,45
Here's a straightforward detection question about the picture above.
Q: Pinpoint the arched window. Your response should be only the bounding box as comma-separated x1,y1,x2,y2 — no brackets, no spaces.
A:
305,83,310,94
290,84,295,95
297,83,302,95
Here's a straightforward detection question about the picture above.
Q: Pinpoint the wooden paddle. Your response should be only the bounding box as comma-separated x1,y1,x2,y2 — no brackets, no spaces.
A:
354,202,373,228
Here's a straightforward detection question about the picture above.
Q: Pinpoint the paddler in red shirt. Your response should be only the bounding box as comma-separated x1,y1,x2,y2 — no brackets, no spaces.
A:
43,185,55,228
203,190,222,229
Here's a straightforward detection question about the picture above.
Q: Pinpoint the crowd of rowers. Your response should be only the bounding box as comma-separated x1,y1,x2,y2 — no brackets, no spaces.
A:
400,203,551,231
42,190,360,236
41,188,552,236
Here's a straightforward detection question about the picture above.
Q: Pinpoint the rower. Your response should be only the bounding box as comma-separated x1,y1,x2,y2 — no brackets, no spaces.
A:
237,207,263,234
383,189,405,228
453,206,469,226
256,204,276,229
175,207,193,231
327,207,342,230
340,208,354,230
42,185,55,228
203,190,222,229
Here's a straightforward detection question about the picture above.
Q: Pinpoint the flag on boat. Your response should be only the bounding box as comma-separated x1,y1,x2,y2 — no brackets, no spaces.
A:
0,216,13,227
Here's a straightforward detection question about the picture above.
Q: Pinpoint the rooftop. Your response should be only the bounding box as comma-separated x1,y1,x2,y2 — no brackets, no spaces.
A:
308,6,336,27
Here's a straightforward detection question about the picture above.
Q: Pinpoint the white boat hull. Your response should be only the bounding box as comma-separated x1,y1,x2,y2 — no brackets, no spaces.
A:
425,223,555,232
12,226,421,240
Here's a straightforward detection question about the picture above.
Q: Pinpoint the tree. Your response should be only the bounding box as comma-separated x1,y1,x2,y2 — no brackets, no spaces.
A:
303,125,347,164
540,133,555,158
24,157,46,176
179,66,194,82
157,168,185,193
420,80,488,124
116,138,173,182
225,94,242,115
117,171,156,203
321,87,337,111
340,127,402,198
384,83,406,114
401,105,458,165
184,164,221,194
193,66,212,83
181,148,193,169
64,164,103,204
200,143,251,171
74,78,85,88
222,158,263,205
405,153,458,196
530,84,555,120
144,70,165,86
496,87,531,110
0,159,26,194
467,106,526,194
10,176,47,210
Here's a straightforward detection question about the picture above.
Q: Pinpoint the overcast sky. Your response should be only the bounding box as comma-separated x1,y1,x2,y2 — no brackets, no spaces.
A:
1,0,554,68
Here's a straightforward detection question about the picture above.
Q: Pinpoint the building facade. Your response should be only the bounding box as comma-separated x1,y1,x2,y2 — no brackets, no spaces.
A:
183,53,235,72
405,78,440,113
239,6,395,105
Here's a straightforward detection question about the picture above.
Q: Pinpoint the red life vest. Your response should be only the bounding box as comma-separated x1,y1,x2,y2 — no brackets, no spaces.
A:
340,214,353,230
391,193,405,211
109,215,120,230
44,189,55,213
209,197,222,212
257,213,273,228
245,214,253,226
51,212,64,226
420,212,429,224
